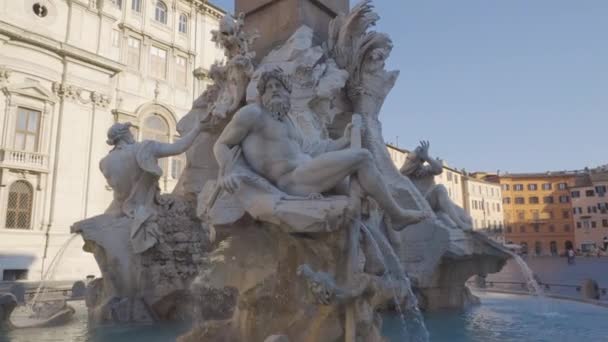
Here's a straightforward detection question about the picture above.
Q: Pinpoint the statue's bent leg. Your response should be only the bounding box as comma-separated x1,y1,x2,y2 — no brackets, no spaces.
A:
278,149,372,195
430,185,471,229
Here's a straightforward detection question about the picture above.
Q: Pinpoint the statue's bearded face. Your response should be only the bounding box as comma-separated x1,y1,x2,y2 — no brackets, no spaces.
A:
261,78,291,120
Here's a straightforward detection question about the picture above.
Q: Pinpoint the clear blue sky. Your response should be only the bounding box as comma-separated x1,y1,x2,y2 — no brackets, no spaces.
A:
211,0,608,173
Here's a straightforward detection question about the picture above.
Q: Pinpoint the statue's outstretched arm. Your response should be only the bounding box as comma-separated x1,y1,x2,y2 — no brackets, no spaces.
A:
154,121,203,158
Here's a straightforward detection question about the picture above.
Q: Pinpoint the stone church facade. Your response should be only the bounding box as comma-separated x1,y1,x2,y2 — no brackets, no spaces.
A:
0,0,224,281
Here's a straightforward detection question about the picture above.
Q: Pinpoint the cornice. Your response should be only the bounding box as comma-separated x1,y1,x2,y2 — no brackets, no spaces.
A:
0,21,124,75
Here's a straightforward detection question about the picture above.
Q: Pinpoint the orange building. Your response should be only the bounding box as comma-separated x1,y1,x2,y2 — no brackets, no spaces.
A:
500,172,577,256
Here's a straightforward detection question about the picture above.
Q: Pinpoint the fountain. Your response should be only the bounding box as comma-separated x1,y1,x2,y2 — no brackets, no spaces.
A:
2,235,79,330
0,0,528,341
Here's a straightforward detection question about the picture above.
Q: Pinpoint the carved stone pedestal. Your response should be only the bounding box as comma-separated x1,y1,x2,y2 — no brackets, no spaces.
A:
236,0,349,59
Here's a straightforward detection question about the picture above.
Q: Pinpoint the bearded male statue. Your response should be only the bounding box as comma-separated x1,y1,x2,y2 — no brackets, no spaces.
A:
400,140,473,230
213,69,428,229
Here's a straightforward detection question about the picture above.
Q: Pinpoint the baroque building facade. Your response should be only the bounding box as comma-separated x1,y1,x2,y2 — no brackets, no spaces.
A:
500,172,576,256
0,0,224,281
571,169,608,253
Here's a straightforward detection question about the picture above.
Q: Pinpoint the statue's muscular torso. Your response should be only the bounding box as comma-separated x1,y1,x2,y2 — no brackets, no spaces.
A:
237,104,311,185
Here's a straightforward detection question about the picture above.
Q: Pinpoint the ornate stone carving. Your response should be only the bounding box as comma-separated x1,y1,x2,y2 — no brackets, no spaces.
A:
72,120,206,323
90,91,111,108
0,67,11,84
400,141,473,230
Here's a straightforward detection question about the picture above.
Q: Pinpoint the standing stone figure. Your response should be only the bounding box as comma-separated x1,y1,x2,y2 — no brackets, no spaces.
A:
400,141,472,230
100,121,204,253
213,68,428,229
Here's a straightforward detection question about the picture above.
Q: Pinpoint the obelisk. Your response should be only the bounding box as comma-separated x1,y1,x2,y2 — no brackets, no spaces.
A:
236,0,349,60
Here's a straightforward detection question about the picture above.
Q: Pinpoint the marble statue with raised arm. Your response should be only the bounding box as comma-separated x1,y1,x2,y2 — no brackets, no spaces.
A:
98,120,204,253
400,140,473,230
213,68,428,229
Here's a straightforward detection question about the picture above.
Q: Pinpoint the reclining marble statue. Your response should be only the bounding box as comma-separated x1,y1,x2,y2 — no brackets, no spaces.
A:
400,140,473,230
213,68,429,229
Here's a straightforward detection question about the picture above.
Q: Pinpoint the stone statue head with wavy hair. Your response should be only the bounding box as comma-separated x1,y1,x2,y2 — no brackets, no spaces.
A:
257,68,292,120
106,122,135,148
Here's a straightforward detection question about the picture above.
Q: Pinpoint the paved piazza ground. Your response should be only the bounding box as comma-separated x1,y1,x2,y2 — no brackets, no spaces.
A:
483,256,608,300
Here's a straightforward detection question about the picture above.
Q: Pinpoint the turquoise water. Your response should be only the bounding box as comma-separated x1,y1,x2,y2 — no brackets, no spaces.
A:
385,292,608,342
3,292,608,342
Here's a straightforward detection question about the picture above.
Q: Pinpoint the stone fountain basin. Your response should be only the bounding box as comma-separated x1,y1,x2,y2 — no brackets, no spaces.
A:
9,304,76,329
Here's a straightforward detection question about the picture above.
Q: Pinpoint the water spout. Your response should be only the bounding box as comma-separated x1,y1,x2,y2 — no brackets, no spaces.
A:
359,221,430,342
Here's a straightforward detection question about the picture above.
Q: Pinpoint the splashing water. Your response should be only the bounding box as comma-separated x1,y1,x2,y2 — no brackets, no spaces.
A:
505,251,545,297
27,234,80,314
359,221,430,342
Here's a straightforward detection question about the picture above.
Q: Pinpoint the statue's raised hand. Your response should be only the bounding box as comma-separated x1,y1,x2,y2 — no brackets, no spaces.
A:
218,173,241,194
342,122,354,140
417,140,431,160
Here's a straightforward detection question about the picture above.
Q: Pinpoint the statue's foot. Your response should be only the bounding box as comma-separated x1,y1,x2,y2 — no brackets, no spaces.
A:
391,210,429,231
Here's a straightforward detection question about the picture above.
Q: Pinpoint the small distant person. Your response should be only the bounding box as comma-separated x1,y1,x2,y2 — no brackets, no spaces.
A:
567,248,575,265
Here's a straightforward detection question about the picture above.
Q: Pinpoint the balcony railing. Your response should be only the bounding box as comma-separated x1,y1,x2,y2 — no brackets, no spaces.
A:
0,148,49,172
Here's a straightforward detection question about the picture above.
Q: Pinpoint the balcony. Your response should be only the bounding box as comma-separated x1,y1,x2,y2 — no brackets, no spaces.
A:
0,149,49,173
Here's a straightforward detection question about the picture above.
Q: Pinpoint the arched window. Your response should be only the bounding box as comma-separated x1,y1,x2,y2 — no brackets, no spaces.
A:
535,241,542,256
154,1,167,24
178,13,188,34
142,114,169,173
131,0,142,13
5,181,33,230
550,241,558,256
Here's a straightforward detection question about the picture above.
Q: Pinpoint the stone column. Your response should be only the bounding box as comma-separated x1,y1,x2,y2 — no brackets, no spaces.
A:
235,0,349,60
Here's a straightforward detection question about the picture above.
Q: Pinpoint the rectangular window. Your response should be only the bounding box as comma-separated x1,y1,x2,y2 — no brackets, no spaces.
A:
447,172,452,181
559,195,569,203
542,183,552,190
502,184,510,191
131,0,142,12
112,29,120,48
595,186,606,197
171,156,184,179
127,37,141,68
514,184,524,191
543,196,554,204
603,219,608,228
179,14,188,34
571,190,580,198
592,221,597,228
531,210,540,220
14,108,41,152
503,197,511,204
2,269,28,281
562,210,570,219
528,184,538,191
150,46,167,79
586,190,595,197
529,197,539,204
558,183,567,190
533,224,540,233
515,197,525,204
577,222,582,229
175,55,187,86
